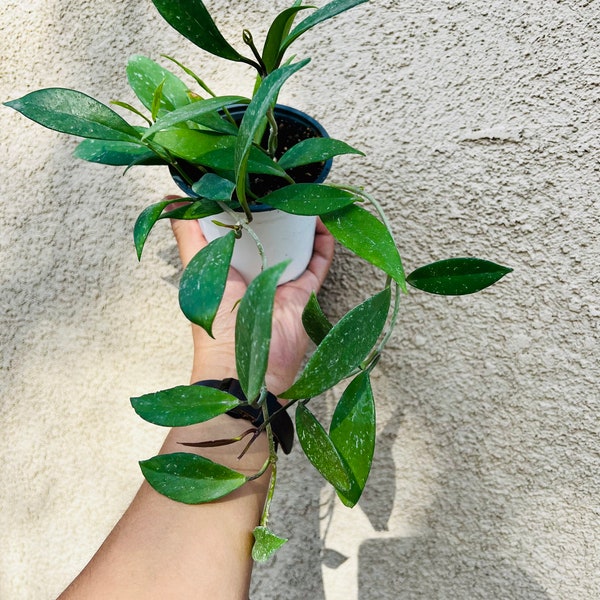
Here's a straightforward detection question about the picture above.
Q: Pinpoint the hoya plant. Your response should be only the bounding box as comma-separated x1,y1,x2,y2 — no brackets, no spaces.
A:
4,0,511,560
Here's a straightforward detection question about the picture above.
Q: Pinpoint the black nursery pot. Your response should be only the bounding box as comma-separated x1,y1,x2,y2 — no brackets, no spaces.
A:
170,104,332,202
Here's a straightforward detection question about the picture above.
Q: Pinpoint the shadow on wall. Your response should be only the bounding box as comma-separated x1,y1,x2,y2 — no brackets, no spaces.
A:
358,535,550,599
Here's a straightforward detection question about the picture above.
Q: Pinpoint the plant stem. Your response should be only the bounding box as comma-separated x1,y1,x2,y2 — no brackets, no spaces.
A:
266,108,279,158
217,202,268,272
258,399,278,527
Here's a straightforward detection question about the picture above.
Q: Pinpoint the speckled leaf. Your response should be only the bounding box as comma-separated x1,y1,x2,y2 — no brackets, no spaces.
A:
260,184,358,216
281,288,391,400
302,292,333,345
127,55,191,116
236,262,289,403
278,138,364,170
151,0,249,63
134,199,176,260
321,204,405,287
192,174,235,201
159,200,222,221
140,452,246,504
407,258,513,295
4,88,139,141
74,139,160,166
329,371,375,507
142,96,247,138
179,232,235,336
131,384,239,426
281,0,369,54
252,526,288,562
296,403,352,493
235,60,309,210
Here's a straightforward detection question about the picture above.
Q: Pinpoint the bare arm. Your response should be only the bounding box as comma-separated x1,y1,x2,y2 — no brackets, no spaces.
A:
58,216,334,600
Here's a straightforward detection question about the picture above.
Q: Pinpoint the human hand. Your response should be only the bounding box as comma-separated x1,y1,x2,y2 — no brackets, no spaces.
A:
170,205,334,396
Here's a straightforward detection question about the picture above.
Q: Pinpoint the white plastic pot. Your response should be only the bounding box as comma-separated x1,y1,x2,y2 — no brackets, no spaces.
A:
200,210,317,285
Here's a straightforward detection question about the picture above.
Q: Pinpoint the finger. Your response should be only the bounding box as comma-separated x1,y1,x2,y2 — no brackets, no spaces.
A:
169,201,208,268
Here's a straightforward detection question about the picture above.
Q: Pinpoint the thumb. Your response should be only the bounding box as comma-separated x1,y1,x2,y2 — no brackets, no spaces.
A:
167,197,208,268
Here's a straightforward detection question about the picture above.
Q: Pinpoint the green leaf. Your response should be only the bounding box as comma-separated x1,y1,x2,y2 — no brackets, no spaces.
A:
406,257,513,295
262,4,313,72
321,204,405,287
133,199,175,260
296,403,352,492
140,452,247,504
162,54,218,100
252,526,288,562
281,0,369,55
278,138,364,170
280,287,391,399
179,232,235,336
151,0,250,64
260,184,358,215
74,139,160,166
131,384,239,426
236,261,289,403
329,372,375,507
151,78,166,122
142,96,247,138
152,129,233,160
4,88,139,141
127,55,192,116
203,146,288,177
302,292,333,345
192,173,235,201
234,60,309,211
160,200,222,220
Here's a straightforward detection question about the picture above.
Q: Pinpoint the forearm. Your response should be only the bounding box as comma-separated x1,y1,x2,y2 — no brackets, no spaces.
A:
59,373,271,600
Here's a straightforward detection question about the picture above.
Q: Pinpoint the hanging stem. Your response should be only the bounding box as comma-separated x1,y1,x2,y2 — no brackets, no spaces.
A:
258,398,278,527
217,201,268,272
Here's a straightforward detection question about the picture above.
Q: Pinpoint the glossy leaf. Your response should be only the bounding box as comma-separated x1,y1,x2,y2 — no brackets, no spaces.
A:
260,184,358,215
236,262,289,403
142,95,247,138
127,55,191,116
4,88,139,141
329,371,375,507
321,204,405,287
140,452,247,504
281,288,391,399
151,78,166,122
134,199,175,260
151,129,286,177
234,60,309,210
262,4,312,72
278,138,364,170
192,174,235,201
151,0,250,63
74,139,160,166
281,0,369,54
152,129,233,160
302,292,333,345
407,258,513,295
252,526,288,562
131,384,239,426
160,200,222,220
296,403,351,492
179,232,235,336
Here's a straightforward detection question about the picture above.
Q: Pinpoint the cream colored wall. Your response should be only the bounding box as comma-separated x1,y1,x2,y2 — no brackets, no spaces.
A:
1,1,598,598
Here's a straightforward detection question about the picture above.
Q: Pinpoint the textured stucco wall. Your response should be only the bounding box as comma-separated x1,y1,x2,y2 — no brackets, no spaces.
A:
1,1,598,598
